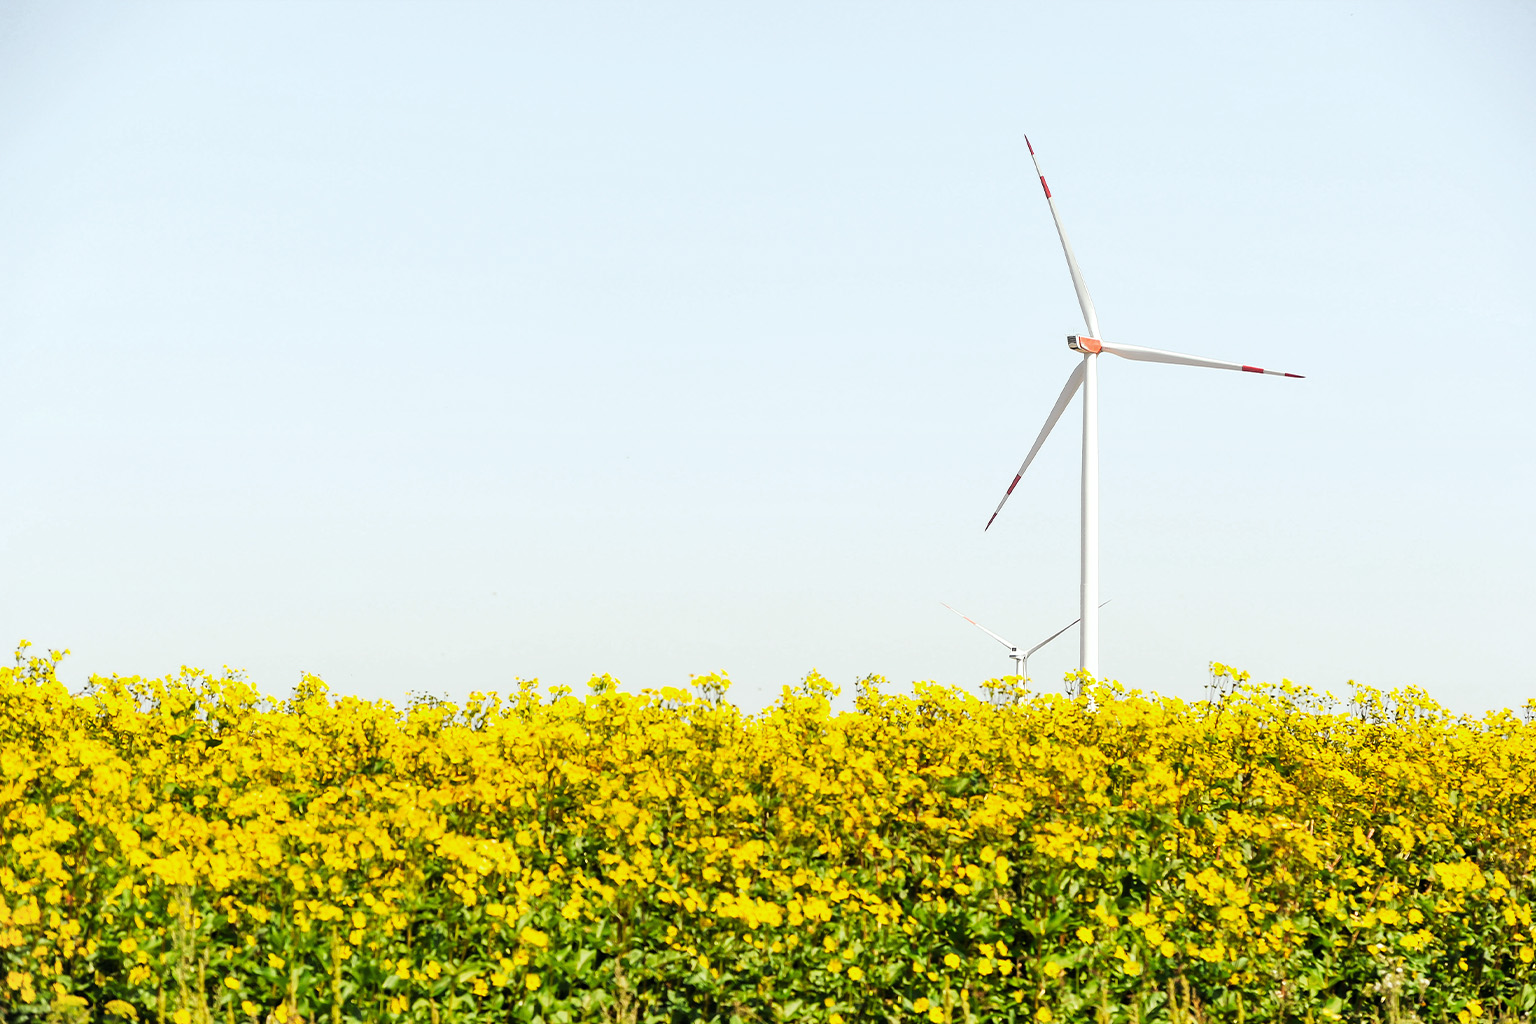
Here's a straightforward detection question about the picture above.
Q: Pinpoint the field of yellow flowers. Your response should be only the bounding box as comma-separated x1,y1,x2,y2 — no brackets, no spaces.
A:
2,643,1533,1024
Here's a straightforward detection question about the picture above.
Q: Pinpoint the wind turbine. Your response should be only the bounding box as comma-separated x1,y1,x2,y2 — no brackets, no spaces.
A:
985,136,1303,678
942,601,1110,692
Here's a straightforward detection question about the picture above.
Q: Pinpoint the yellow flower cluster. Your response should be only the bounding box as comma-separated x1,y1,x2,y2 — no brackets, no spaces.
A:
1,646,1533,1022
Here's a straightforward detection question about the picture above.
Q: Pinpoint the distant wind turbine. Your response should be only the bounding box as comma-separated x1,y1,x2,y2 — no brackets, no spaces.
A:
942,601,1109,688
985,135,1304,678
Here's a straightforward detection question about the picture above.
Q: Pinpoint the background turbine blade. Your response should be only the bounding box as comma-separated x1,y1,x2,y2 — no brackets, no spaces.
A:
1101,341,1305,378
1026,135,1100,338
1024,617,1080,659
985,360,1085,531
941,602,1018,651
1023,600,1110,659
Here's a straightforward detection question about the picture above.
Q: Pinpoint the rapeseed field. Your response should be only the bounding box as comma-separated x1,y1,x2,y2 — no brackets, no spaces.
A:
2,643,1532,1023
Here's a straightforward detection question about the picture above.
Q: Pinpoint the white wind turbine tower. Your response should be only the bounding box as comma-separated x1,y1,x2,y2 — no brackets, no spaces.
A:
985,136,1304,678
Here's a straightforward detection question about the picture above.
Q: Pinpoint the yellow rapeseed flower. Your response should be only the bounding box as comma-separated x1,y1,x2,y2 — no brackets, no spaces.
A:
2,651,1530,1019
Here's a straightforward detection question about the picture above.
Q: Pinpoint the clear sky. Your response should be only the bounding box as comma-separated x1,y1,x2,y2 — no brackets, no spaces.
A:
2,1,1532,716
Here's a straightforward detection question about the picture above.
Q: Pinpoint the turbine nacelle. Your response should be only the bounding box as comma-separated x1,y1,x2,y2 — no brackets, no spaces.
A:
1067,335,1102,354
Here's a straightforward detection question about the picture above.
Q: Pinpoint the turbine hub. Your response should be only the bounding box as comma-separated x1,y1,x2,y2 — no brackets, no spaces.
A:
1067,335,1102,354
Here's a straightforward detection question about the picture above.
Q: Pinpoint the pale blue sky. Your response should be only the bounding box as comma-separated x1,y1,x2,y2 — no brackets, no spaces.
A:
2,2,1532,714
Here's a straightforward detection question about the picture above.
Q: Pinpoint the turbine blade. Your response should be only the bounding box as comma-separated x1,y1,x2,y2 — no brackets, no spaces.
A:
1026,135,1100,338
1023,601,1109,658
941,603,1017,651
1024,618,1080,659
1101,341,1305,378
985,360,1085,531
